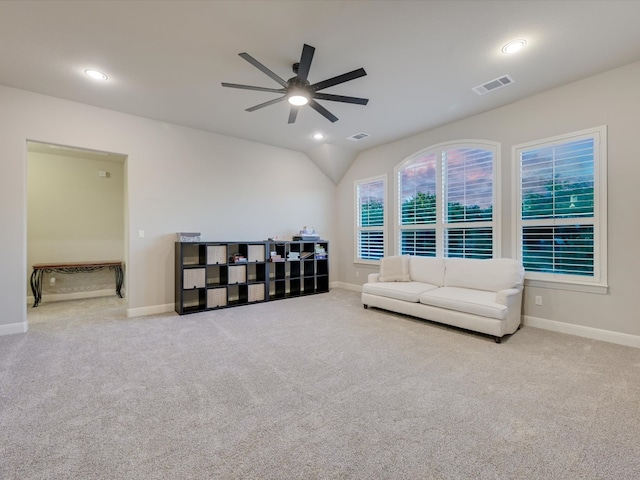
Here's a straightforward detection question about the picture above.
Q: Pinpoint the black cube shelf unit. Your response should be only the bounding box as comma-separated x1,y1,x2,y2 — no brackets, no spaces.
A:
175,240,329,315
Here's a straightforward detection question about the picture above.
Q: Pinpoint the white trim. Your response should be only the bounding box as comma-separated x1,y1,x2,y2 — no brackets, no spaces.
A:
523,315,640,349
525,278,608,294
0,321,28,336
127,303,174,318
27,289,119,305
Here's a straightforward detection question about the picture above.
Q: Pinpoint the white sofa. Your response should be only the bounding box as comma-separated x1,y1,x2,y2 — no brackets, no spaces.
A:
361,256,525,343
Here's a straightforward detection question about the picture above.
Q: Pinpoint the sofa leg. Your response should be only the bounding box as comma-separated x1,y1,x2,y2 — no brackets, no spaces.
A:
494,336,502,344
363,304,368,309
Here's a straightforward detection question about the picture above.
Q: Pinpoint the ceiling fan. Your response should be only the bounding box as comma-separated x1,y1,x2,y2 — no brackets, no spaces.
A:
221,44,368,124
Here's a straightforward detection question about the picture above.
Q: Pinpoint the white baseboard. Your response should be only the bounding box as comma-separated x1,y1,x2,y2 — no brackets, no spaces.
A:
127,303,175,318
332,281,362,293
27,289,119,305
524,315,640,349
0,321,28,336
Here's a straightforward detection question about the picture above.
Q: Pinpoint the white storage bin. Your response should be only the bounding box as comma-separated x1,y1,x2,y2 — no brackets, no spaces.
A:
248,244,266,262
207,288,227,308
228,265,247,284
183,268,205,289
207,245,227,264
248,283,265,302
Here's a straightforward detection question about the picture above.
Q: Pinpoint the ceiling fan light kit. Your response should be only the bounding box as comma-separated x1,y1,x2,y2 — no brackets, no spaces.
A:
221,44,368,123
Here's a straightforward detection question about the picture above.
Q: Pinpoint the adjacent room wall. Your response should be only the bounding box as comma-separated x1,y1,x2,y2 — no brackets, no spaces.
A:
336,60,640,343
0,84,336,334
27,150,125,299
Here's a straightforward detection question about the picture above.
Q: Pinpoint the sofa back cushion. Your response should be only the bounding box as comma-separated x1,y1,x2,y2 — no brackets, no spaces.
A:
379,255,411,282
409,256,445,286
444,258,524,292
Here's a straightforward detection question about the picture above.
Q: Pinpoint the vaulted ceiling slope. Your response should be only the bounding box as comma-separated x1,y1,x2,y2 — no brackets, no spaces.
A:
2,1,640,183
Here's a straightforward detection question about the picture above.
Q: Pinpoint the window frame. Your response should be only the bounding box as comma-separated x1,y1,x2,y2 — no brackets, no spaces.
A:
394,140,501,259
354,174,387,265
512,126,608,293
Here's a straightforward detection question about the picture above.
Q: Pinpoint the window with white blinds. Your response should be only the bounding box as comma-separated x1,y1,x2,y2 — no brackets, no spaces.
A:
355,176,386,262
396,142,497,258
514,127,607,287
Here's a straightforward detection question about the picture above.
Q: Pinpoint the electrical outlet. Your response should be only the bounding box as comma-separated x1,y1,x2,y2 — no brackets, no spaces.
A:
355,271,359,278
535,295,543,306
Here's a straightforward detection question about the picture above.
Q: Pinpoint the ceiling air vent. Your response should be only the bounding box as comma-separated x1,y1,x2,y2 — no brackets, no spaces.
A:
472,74,514,95
347,132,370,141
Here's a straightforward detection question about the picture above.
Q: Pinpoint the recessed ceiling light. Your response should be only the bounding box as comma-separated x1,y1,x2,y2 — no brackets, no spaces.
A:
501,39,527,55
84,69,108,80
312,133,325,140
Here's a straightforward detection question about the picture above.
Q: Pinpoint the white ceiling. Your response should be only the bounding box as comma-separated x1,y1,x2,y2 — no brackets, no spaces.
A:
3,1,640,182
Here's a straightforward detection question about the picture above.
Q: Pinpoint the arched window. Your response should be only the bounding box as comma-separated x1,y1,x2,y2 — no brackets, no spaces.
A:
395,141,499,258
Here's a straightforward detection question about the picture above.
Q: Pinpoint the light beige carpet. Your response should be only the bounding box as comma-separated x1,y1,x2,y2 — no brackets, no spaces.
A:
1,289,639,479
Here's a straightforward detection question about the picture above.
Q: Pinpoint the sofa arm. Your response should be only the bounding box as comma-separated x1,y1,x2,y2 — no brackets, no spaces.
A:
496,288,521,306
367,273,380,283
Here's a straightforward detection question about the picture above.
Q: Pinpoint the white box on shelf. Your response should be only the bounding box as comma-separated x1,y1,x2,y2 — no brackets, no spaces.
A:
248,244,265,262
228,265,247,284
248,284,265,302
183,268,205,289
207,288,227,308
177,232,201,242
207,245,227,264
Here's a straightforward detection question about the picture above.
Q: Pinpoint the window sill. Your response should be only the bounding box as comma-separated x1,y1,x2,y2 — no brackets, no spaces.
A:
524,278,608,295
354,259,381,266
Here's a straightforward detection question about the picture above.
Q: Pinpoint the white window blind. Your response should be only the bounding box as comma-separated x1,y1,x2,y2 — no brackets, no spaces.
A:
399,152,437,226
515,127,606,287
444,148,493,223
443,147,494,258
356,177,385,262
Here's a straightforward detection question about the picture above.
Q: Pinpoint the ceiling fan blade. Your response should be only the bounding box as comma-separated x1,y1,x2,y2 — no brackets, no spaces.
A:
288,106,299,124
239,52,288,87
245,96,286,112
313,92,369,105
296,44,315,82
221,82,286,94
311,68,367,92
308,99,338,123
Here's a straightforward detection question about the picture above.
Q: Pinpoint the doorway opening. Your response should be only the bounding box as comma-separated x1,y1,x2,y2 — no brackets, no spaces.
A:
26,141,128,321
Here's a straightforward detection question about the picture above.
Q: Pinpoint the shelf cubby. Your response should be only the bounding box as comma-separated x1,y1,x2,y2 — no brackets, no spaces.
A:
289,261,301,278
206,264,228,286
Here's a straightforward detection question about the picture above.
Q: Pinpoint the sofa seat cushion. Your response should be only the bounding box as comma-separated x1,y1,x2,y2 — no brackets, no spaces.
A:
419,287,508,320
363,281,439,303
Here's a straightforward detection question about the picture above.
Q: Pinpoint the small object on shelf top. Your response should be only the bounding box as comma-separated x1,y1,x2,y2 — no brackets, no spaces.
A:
230,253,247,263
177,232,201,242
293,226,320,241
270,254,285,262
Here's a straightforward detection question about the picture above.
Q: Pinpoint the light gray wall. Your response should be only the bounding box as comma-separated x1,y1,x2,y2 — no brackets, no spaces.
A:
0,85,336,333
336,61,640,338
